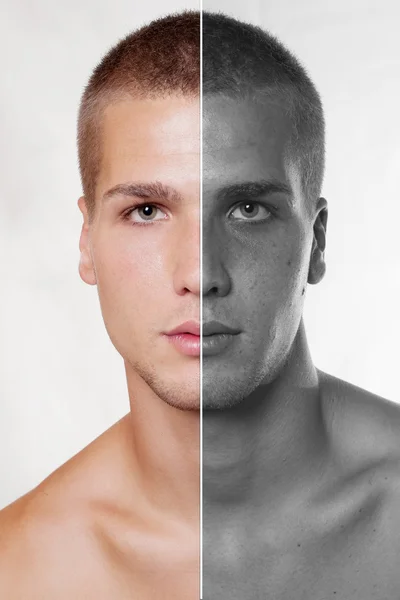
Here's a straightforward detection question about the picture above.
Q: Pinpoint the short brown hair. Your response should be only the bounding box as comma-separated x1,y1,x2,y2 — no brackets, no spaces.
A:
77,10,200,222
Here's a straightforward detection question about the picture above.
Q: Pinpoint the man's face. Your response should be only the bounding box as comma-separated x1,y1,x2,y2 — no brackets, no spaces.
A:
79,96,200,410
203,95,321,409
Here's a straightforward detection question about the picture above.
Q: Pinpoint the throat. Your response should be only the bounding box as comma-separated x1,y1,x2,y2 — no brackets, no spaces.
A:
202,344,329,508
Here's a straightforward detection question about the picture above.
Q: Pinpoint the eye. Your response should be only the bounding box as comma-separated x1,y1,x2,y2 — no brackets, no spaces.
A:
229,202,272,222
125,204,167,224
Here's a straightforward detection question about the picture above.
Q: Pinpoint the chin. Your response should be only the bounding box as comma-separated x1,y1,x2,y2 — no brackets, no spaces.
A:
146,373,200,412
166,397,200,411
202,374,259,410
123,350,200,411
202,353,286,411
157,387,200,411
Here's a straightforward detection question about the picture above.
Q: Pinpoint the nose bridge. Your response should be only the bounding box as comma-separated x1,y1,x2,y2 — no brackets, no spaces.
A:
172,209,200,296
202,216,231,297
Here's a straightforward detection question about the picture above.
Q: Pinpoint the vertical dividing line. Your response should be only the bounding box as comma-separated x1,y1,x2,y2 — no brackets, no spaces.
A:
199,5,203,600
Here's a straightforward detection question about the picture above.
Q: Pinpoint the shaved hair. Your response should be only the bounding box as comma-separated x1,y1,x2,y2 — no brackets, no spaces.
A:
77,10,324,220
77,10,200,222
203,12,325,205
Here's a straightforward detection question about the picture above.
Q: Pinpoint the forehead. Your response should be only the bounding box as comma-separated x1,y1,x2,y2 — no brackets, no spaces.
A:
97,96,200,193
203,95,295,189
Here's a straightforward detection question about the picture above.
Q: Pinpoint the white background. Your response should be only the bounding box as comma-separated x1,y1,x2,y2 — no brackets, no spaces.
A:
1,1,400,509
0,0,199,509
203,0,400,400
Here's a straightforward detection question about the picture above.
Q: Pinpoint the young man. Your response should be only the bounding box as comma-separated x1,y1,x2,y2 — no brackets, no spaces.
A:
0,12,200,599
202,12,400,599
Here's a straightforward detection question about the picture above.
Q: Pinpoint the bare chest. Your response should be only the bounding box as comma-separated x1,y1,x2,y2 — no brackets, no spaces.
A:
19,562,199,600
203,505,400,599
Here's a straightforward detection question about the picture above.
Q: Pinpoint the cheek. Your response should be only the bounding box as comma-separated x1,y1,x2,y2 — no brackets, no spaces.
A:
230,231,310,304
94,233,169,304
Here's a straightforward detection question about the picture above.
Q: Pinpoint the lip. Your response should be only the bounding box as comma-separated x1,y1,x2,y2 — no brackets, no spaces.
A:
164,320,241,358
202,321,241,357
166,320,200,336
164,320,200,357
202,320,241,336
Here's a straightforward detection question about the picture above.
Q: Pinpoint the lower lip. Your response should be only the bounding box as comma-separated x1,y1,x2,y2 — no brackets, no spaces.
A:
202,333,238,357
165,333,200,357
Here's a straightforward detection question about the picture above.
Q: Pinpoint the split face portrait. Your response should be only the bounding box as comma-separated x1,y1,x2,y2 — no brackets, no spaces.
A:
2,7,400,600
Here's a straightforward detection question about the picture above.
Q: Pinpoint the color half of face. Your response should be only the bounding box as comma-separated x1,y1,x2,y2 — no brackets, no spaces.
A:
202,95,318,409
79,96,200,410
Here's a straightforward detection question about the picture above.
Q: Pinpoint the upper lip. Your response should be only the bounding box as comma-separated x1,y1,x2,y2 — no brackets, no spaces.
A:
166,320,200,336
202,321,241,336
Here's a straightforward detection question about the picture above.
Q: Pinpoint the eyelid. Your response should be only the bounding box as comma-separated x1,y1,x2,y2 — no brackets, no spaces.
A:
228,200,274,219
122,201,169,223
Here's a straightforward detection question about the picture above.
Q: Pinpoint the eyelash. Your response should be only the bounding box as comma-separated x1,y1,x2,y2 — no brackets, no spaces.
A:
228,201,276,224
120,200,275,226
121,202,168,226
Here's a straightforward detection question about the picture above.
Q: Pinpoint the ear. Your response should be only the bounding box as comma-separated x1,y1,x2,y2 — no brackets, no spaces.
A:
308,197,328,285
77,196,97,286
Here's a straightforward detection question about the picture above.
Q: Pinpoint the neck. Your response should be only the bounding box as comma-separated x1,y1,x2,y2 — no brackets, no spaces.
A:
125,366,200,529
203,321,330,510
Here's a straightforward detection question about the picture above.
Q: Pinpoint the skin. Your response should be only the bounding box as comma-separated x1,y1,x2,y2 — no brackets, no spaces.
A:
202,94,400,599
0,96,200,599
202,94,326,409
1,87,400,600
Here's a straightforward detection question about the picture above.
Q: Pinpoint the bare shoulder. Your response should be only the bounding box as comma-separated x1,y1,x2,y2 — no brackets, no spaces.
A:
314,371,400,557
0,415,135,599
320,370,400,458
0,488,99,598
320,370,400,502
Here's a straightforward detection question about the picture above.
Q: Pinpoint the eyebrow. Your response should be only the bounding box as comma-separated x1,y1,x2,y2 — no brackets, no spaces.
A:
215,179,294,205
102,181,184,204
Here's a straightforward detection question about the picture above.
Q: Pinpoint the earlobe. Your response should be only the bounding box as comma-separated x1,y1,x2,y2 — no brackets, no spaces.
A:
308,253,326,285
77,196,97,286
78,250,97,286
308,197,328,285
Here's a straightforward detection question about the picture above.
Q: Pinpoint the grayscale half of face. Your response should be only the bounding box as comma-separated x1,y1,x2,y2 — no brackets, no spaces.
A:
202,94,324,410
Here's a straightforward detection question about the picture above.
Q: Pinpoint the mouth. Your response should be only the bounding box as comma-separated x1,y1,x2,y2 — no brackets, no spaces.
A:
164,320,201,357
166,321,200,336
202,320,241,337
164,320,241,358
202,320,241,357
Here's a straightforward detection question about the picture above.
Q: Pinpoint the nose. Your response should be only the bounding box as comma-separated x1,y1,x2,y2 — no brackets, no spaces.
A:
202,222,231,298
172,214,200,296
